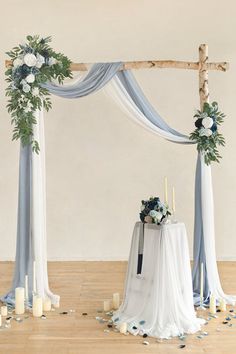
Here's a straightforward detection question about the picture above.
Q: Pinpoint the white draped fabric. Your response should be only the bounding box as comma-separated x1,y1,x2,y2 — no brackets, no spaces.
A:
113,222,204,338
200,154,235,303
104,76,191,143
32,110,59,304
105,75,236,305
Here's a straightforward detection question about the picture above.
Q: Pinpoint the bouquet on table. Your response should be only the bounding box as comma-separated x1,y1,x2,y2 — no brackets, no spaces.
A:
140,196,171,225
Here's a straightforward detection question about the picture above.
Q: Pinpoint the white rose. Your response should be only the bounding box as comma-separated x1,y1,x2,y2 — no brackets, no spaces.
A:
36,54,45,68
155,212,163,221
32,87,40,96
140,205,145,212
48,57,57,66
202,116,213,129
23,53,37,67
22,84,31,93
149,210,158,218
26,74,35,83
13,57,23,68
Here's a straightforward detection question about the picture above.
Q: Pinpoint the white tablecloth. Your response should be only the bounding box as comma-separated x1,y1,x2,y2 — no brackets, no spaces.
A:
113,222,204,338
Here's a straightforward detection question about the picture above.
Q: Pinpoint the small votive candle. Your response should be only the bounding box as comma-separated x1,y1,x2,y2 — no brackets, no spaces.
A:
43,297,52,312
0,306,8,317
219,298,226,312
119,322,127,334
210,293,216,314
15,287,25,315
112,293,120,310
33,295,43,317
103,300,111,312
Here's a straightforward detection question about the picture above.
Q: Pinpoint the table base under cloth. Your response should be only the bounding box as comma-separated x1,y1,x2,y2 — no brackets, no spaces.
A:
113,222,204,339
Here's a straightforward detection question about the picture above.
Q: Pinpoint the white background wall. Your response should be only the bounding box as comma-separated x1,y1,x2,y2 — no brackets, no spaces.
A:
0,0,235,260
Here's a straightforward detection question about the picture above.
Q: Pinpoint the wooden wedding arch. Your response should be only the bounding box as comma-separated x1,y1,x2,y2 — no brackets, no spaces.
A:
6,44,229,109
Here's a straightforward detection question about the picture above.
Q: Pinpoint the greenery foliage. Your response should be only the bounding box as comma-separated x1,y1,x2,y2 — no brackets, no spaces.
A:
189,102,225,165
5,35,72,153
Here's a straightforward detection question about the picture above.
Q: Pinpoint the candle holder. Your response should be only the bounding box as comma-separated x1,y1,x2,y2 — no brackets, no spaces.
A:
171,210,178,224
197,296,206,311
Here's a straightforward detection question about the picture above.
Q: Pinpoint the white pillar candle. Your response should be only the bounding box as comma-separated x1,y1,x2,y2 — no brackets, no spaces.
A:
172,187,176,213
200,262,204,301
219,298,226,312
15,287,25,315
43,297,52,312
33,295,43,317
112,293,120,310
33,261,36,294
0,306,8,317
210,293,216,314
119,322,127,334
164,177,168,205
0,315,2,327
25,275,29,302
103,300,111,312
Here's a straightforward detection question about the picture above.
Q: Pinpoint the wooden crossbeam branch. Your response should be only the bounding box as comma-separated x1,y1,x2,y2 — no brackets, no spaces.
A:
5,59,229,72
5,44,229,109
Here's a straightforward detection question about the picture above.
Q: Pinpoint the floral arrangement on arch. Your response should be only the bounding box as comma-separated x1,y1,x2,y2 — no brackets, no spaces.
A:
140,197,171,225
190,102,225,165
5,35,72,153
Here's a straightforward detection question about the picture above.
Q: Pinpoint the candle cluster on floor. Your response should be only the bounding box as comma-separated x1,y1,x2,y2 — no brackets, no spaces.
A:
0,261,76,331
92,295,236,349
0,303,76,331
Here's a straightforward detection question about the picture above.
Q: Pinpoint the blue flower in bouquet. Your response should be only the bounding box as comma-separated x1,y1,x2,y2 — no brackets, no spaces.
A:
140,196,171,225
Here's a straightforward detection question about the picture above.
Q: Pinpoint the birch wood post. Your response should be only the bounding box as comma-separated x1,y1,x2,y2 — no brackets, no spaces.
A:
199,44,209,110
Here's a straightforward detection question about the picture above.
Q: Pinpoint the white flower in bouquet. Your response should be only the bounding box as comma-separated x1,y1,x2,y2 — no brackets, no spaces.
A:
48,57,57,66
36,53,45,68
199,128,212,137
149,210,158,218
20,79,26,86
24,102,33,113
202,116,214,129
19,94,26,104
13,57,23,68
23,53,37,67
25,74,35,83
155,212,163,221
22,84,31,93
32,87,40,96
140,204,145,212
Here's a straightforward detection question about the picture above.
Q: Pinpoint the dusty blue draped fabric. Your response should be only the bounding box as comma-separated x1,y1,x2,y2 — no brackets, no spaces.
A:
3,61,206,306
2,63,122,305
1,144,34,305
42,62,123,97
192,154,210,304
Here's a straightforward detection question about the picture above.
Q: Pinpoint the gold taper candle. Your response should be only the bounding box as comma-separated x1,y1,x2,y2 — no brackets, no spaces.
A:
164,176,168,205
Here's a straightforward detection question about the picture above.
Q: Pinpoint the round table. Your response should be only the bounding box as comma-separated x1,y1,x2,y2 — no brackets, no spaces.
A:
113,221,204,338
